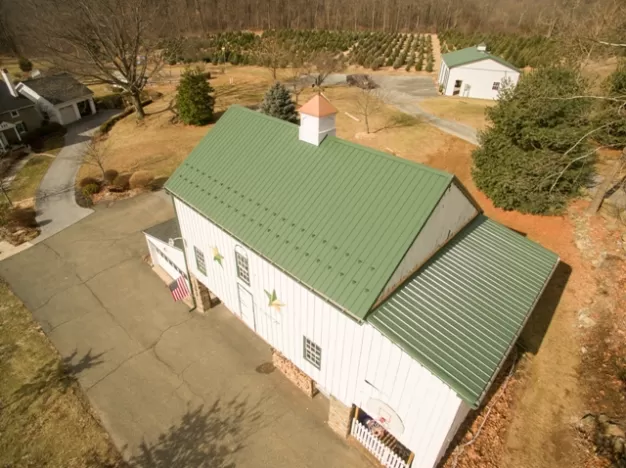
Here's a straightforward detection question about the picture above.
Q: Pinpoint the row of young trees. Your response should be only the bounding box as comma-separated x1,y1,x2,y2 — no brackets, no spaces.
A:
350,33,435,71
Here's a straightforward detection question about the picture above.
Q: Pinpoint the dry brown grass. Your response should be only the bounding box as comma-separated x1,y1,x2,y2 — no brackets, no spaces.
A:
418,96,495,131
0,279,122,467
80,65,471,182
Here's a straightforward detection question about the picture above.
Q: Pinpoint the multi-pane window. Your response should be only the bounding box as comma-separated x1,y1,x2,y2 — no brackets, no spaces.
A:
235,249,250,285
492,82,500,91
303,336,322,370
15,122,26,134
194,246,206,275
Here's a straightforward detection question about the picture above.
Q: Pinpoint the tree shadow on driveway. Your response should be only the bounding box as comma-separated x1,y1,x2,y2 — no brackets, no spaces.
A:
123,395,264,468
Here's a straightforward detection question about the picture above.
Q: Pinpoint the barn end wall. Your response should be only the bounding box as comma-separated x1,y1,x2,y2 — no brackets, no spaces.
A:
175,198,466,468
378,182,478,301
444,58,520,99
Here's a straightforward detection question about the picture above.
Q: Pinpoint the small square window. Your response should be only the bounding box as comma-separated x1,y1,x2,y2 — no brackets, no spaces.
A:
454,80,462,88
492,82,500,91
15,122,26,134
303,336,322,370
194,246,206,275
10,110,19,118
235,249,250,285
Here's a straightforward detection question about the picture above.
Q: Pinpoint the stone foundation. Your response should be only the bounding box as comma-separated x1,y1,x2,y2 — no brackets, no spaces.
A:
328,396,353,438
190,275,218,313
271,349,318,398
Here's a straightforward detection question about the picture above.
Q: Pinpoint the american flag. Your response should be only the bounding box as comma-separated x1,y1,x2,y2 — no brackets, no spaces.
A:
169,276,190,301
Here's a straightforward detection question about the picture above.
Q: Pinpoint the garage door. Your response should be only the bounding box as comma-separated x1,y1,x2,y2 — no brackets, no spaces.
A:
149,241,188,284
59,105,78,125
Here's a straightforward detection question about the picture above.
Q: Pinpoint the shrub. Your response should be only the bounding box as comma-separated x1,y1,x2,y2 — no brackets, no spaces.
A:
94,93,125,110
9,207,38,228
176,68,215,125
103,169,119,184
112,174,131,191
82,183,100,198
79,176,100,188
18,57,33,73
129,170,154,189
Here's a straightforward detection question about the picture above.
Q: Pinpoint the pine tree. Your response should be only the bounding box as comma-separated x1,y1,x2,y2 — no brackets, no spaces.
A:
176,68,215,126
472,68,593,214
260,82,299,124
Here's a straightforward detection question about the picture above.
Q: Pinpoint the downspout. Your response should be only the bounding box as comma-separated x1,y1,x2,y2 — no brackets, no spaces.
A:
170,191,197,313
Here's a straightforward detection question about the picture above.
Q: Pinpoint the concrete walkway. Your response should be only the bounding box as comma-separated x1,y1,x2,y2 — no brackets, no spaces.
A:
34,110,119,243
0,192,372,467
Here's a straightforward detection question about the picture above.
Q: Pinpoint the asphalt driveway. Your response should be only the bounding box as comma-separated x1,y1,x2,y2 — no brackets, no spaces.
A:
35,110,119,243
0,192,370,467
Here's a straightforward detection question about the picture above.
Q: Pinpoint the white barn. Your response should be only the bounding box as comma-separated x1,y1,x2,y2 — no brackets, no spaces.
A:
157,95,558,467
438,44,520,99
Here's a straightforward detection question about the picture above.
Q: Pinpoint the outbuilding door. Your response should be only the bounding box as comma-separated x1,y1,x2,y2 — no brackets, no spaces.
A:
237,284,255,331
59,105,78,125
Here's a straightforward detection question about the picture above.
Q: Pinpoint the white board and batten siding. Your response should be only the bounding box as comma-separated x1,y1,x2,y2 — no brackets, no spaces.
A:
379,182,477,300
441,58,520,99
175,198,468,468
145,233,188,285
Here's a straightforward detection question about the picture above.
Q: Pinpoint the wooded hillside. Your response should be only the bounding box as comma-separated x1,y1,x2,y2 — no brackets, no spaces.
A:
0,0,624,56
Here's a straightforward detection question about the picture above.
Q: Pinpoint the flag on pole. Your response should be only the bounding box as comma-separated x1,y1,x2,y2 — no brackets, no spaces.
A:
169,276,190,301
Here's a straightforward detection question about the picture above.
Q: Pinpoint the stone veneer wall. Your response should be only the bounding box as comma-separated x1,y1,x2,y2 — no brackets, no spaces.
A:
271,349,318,399
190,275,213,313
328,396,354,438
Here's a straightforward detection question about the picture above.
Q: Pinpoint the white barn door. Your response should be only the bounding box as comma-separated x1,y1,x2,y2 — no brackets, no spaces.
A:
237,284,256,331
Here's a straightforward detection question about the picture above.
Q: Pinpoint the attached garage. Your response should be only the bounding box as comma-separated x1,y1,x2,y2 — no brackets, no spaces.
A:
59,105,79,125
143,219,189,291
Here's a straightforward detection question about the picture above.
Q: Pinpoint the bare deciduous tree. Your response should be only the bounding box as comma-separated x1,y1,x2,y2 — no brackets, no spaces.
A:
354,87,385,133
310,51,345,92
82,140,110,180
20,0,166,119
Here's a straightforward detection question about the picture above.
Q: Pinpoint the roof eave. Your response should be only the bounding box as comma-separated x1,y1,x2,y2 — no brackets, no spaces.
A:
471,256,561,408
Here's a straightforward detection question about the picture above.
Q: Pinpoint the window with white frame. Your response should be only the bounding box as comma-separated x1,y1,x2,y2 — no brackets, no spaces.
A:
492,82,501,91
194,246,206,275
10,110,19,118
303,336,322,370
235,248,250,285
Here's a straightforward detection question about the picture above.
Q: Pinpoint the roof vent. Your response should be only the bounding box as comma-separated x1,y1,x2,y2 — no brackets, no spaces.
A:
477,43,487,53
298,94,338,146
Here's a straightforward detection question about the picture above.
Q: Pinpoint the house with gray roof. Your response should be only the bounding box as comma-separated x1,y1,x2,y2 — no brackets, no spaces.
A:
16,72,96,125
151,94,557,467
438,44,520,99
0,69,43,152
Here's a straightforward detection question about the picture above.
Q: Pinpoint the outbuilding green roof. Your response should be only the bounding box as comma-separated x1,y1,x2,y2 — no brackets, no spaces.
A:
442,46,518,71
368,215,559,407
165,105,453,320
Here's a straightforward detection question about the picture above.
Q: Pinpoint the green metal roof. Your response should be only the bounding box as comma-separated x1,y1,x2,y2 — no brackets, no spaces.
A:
442,46,519,71
367,215,559,407
165,105,453,320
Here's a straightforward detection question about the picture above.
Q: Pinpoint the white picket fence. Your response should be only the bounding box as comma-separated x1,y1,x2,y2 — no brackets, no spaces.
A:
350,419,410,468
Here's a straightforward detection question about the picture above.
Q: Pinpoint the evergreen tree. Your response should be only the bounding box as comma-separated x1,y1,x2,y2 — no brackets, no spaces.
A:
593,63,626,149
472,68,593,214
176,68,215,126
259,82,299,124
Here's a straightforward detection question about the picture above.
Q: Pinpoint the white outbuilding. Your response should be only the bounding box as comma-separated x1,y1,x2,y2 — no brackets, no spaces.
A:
438,44,520,99
154,95,558,467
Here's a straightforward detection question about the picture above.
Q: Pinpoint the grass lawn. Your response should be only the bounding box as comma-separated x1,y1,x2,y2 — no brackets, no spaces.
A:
0,280,122,467
9,156,53,202
418,96,495,131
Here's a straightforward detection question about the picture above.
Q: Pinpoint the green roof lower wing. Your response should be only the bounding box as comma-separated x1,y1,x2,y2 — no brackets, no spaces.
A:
367,215,559,407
